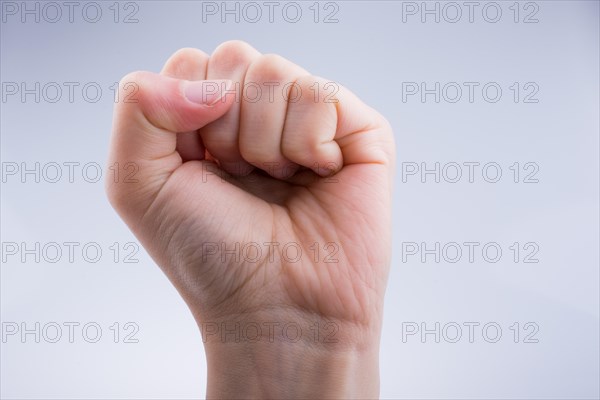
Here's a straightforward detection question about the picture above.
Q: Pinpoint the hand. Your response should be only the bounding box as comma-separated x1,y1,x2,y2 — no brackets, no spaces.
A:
106,41,395,399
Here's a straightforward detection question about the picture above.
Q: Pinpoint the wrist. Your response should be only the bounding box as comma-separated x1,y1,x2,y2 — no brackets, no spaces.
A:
199,315,381,399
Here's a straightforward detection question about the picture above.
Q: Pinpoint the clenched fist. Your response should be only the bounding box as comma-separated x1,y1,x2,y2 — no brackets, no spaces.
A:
106,41,395,399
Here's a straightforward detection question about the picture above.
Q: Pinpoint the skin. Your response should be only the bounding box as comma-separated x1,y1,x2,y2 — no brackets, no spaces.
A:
106,41,395,399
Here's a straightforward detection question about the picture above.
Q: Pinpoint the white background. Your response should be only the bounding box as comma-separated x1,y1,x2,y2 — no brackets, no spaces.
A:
1,1,599,398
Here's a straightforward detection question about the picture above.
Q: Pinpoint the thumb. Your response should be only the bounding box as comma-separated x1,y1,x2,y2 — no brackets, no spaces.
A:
106,71,234,222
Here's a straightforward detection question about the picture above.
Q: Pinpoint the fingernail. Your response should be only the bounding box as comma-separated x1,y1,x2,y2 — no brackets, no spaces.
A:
277,163,299,180
316,166,336,177
184,79,232,106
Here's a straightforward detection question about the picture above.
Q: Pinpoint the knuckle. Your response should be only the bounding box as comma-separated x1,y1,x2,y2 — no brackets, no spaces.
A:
262,53,287,65
117,70,149,104
246,54,290,81
118,70,152,90
293,75,315,89
119,70,145,88
210,40,259,69
372,111,392,131
164,48,209,74
170,47,207,61
377,115,396,160
246,54,308,89
294,75,327,105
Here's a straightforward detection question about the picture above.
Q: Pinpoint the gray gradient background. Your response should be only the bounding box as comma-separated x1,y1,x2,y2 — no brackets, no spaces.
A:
1,0,599,398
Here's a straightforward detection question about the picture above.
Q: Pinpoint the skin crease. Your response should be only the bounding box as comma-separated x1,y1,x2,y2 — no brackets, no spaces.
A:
106,41,395,399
